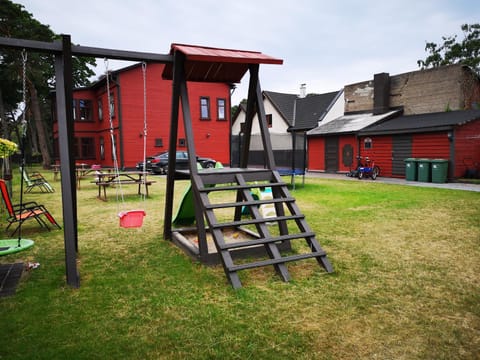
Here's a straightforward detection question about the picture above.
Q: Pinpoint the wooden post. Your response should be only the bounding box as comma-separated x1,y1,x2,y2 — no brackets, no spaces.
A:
55,35,79,288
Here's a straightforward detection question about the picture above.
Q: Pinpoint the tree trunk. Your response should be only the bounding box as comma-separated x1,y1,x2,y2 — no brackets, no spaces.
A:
27,80,51,168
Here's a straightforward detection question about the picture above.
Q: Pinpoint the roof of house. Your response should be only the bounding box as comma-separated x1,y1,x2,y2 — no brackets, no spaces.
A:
263,91,298,125
263,90,342,130
231,102,247,124
359,109,480,135
162,43,283,83
307,109,402,136
293,91,341,130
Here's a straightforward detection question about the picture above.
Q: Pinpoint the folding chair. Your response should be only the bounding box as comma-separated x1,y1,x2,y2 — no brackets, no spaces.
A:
0,179,61,236
20,166,54,193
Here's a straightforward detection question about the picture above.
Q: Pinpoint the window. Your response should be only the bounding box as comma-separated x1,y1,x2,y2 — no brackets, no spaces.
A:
79,100,92,121
176,152,187,159
99,137,105,160
364,137,372,149
111,135,118,161
200,97,210,120
72,99,93,122
240,122,246,134
74,137,95,159
109,93,115,118
217,98,226,120
155,138,164,147
97,99,103,121
266,114,273,128
178,138,186,147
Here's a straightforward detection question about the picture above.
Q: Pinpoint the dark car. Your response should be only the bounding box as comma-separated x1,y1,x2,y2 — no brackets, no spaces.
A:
136,151,216,174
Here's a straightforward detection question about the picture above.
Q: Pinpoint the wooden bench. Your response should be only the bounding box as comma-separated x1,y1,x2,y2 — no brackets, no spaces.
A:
95,179,156,201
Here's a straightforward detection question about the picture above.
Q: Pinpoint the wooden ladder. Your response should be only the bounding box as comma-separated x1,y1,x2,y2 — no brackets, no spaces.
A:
164,56,333,288
192,167,333,289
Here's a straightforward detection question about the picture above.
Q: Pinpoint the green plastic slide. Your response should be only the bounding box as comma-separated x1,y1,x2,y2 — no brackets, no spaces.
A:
172,161,223,226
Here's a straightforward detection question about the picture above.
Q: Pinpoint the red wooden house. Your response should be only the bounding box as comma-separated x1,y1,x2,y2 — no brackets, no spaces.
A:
358,110,480,178
53,62,232,169
307,65,480,179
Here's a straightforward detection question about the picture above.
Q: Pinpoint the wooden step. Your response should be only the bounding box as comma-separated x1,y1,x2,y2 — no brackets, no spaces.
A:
204,197,295,210
197,168,275,184
219,231,316,250
198,182,286,193
229,251,328,272
210,214,305,229
188,167,333,288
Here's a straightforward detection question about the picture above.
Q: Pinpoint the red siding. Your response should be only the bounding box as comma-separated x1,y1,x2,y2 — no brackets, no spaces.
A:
308,119,480,179
359,133,449,178
308,135,357,172
455,120,480,177
118,64,172,168
338,135,357,172
412,132,450,159
360,135,393,177
117,64,230,168
55,63,231,168
307,137,325,171
186,82,231,164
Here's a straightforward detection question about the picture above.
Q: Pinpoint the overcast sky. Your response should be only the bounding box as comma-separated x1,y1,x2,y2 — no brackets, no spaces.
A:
15,0,480,105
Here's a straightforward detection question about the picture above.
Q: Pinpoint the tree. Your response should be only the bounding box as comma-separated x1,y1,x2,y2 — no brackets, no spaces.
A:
0,0,96,168
418,23,480,75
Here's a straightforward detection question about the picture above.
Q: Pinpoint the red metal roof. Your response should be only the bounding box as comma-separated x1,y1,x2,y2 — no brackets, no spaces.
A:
162,43,283,83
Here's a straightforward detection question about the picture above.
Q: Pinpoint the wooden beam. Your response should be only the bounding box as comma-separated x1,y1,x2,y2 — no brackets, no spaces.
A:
178,65,209,258
0,36,173,63
163,51,183,240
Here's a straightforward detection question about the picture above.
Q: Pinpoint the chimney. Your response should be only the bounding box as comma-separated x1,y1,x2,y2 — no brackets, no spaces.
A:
373,73,390,114
299,83,306,98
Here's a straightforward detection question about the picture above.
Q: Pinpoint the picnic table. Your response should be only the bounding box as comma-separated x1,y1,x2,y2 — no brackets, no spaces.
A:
51,164,111,189
77,166,115,189
94,171,155,201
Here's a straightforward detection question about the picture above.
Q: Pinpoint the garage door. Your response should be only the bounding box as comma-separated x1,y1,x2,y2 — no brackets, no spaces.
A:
325,136,339,173
392,135,412,176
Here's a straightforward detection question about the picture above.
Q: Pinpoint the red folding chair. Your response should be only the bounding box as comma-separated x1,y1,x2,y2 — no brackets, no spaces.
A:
0,179,61,236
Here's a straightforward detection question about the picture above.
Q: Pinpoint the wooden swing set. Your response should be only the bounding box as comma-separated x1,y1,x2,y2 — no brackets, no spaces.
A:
0,35,333,289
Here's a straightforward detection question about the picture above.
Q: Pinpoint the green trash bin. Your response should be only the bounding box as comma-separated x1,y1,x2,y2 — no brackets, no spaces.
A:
431,159,448,183
404,158,418,181
417,158,431,182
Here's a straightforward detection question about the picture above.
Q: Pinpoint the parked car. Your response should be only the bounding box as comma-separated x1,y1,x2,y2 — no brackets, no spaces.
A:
136,151,216,174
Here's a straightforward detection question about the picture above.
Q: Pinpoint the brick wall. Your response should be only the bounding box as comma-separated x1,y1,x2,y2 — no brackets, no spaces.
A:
344,64,480,115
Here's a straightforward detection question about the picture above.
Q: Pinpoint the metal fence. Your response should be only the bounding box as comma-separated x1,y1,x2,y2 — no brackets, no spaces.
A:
231,133,306,170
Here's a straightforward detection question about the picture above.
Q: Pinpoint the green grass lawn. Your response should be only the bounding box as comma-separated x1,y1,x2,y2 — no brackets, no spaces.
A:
1,170,479,359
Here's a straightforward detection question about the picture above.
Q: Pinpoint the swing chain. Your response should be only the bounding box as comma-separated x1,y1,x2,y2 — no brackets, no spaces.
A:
142,62,147,138
104,58,114,138
104,58,123,205
141,62,148,176
21,49,28,136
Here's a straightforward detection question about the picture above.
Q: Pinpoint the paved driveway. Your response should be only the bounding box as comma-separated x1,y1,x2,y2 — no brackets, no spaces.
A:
305,171,480,192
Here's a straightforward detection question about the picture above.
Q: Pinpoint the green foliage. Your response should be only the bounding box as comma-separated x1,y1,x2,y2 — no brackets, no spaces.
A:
0,137,17,157
418,23,480,75
0,0,96,165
